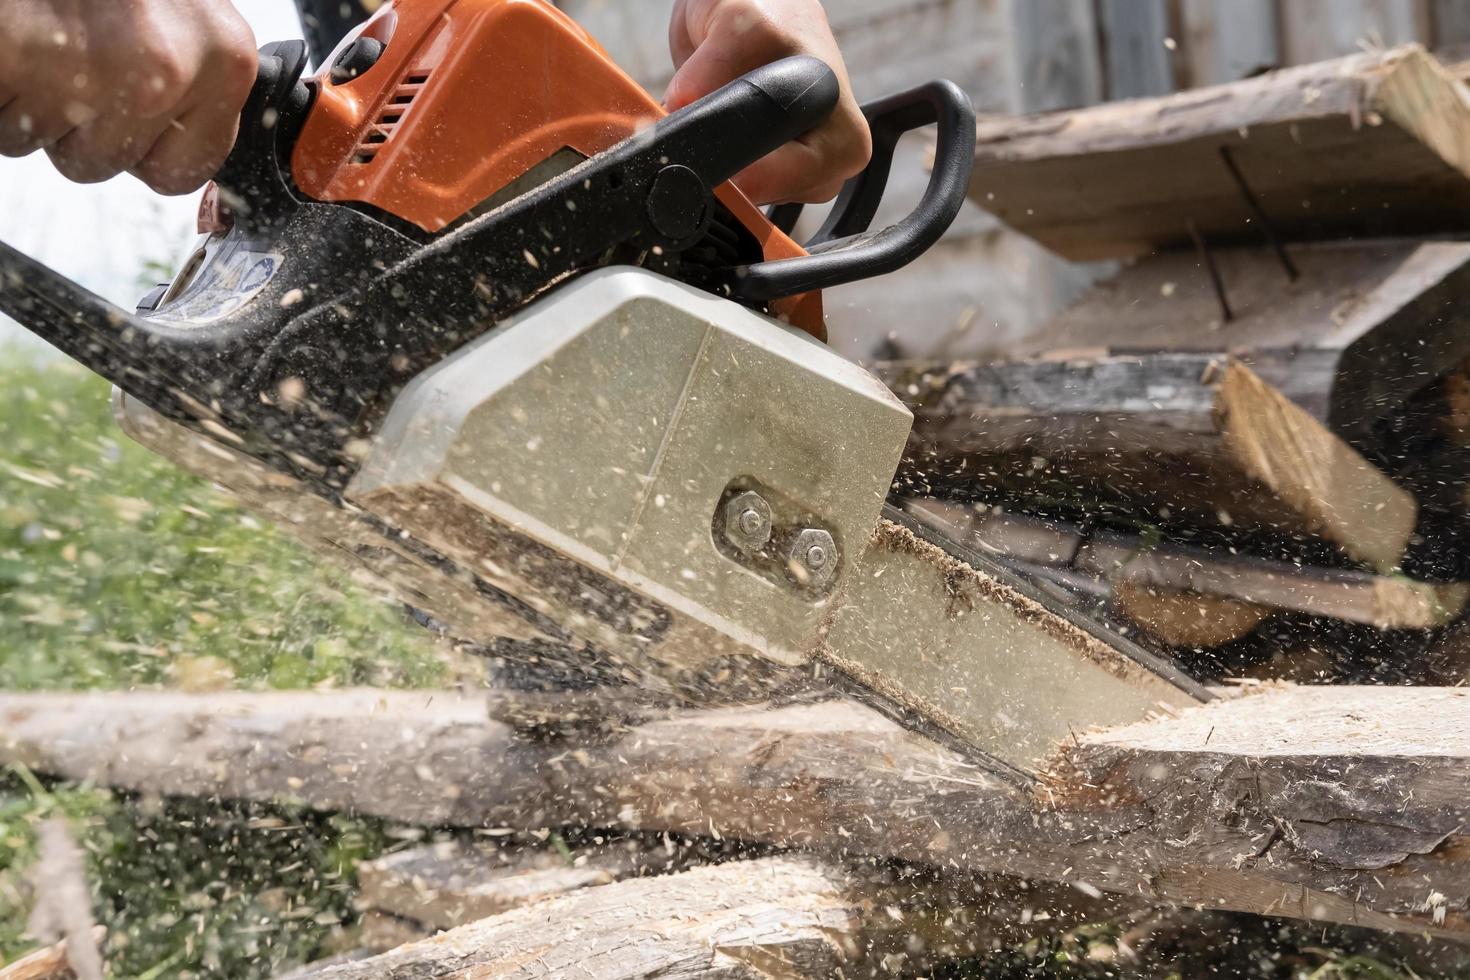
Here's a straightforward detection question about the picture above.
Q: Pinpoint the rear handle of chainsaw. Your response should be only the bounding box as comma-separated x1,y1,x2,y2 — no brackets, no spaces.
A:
738,80,976,301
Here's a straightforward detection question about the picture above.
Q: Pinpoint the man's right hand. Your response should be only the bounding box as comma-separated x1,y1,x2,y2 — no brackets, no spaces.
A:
0,0,258,195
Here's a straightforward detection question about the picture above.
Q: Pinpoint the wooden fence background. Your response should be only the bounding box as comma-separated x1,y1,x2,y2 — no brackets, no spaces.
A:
555,0,1470,360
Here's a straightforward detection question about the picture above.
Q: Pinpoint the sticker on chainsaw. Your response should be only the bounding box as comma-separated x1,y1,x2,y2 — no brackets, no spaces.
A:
149,245,284,325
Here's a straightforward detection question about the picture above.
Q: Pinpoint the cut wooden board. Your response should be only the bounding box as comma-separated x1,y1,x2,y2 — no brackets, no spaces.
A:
4,687,1467,938
355,840,680,934
1178,0,1282,87
907,499,1468,631
892,356,1417,572
983,240,1470,459
969,46,1470,260
300,855,1025,980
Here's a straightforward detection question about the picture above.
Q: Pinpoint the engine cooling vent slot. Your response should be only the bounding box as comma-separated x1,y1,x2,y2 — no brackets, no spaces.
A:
353,70,432,165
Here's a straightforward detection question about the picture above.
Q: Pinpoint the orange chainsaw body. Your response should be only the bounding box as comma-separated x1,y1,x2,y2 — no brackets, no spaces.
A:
291,0,824,334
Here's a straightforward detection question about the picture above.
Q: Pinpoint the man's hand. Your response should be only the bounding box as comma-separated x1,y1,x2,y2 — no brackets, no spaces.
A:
0,0,258,195
667,0,869,205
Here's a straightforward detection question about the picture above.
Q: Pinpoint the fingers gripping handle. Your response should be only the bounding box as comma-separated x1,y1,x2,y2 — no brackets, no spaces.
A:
734,79,977,301
651,56,840,191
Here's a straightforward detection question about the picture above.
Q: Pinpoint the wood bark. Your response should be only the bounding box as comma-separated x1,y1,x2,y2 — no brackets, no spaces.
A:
3,687,1467,938
969,46,1470,259
892,356,1417,571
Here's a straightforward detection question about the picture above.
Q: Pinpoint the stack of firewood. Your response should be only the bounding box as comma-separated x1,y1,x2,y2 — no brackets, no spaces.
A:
889,44,1470,686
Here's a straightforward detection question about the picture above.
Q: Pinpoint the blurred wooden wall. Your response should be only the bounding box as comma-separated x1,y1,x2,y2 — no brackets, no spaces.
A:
555,0,1470,362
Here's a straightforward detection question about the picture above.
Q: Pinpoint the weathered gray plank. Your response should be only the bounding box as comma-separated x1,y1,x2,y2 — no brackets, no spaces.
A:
822,228,1103,363
1099,0,1177,98
1280,0,1432,64
1006,0,1105,111
906,499,1468,631
984,240,1470,462
1434,0,1470,45
1178,0,1281,85
355,840,681,934
4,688,1467,938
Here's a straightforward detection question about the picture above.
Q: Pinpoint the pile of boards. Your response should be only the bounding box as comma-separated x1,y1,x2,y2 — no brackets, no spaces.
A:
891,44,1470,684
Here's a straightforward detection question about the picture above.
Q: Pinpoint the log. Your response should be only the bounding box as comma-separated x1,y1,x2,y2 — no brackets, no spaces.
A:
354,839,682,934
3,687,1467,938
299,856,1023,980
1278,0,1430,66
979,240,1470,460
968,46,1470,260
906,499,1468,632
893,356,1417,571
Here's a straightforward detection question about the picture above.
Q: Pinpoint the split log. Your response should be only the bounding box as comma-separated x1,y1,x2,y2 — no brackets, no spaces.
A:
968,45,1470,260
301,856,1031,980
977,240,1470,461
906,499,1468,632
3,687,1467,938
355,839,683,935
893,356,1417,571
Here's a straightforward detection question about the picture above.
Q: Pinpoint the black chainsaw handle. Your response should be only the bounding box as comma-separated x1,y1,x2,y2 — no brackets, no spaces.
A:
735,80,975,301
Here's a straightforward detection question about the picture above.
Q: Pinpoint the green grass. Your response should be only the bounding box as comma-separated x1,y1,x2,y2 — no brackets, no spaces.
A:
0,765,394,978
0,354,447,692
0,353,459,974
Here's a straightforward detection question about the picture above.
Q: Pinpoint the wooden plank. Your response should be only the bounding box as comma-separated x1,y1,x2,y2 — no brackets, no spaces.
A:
355,840,682,932
292,0,379,65
1178,0,1281,86
1279,0,1431,65
300,855,1046,980
979,240,1470,460
892,356,1418,572
1006,0,1104,112
5,688,1467,938
968,46,1470,260
906,499,1469,631
1098,0,1177,98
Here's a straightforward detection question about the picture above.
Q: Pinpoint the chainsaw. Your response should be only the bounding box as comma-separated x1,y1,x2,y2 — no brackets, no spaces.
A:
0,0,1207,778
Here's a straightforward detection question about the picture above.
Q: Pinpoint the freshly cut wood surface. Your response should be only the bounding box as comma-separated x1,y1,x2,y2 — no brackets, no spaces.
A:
3,687,1466,938
969,46,1470,259
895,357,1417,571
